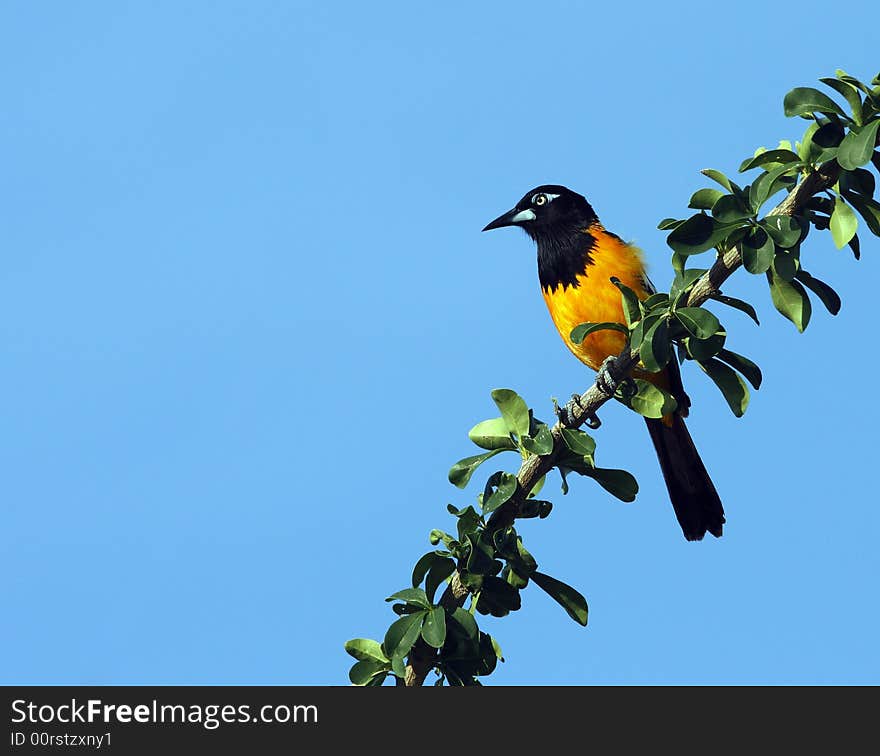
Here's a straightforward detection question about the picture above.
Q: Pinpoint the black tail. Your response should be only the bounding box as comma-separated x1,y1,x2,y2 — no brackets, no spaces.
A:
645,414,725,541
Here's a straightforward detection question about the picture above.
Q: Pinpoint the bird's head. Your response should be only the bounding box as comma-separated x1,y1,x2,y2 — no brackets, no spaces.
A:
482,184,598,242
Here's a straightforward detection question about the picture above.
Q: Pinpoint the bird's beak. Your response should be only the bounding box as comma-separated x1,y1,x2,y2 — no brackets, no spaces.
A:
482,207,536,232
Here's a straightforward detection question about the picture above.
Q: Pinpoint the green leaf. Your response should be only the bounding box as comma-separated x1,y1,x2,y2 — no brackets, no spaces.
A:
624,379,678,419
425,559,456,603
797,122,820,162
583,467,639,502
454,504,482,540
344,638,389,663
421,606,447,649
518,498,553,519
670,268,708,303
709,294,760,325
749,162,803,212
761,216,803,249
349,659,388,686
814,146,840,164
830,196,858,249
531,571,589,626
848,233,861,260
389,653,406,679
671,252,687,275
722,225,752,250
675,307,721,339
767,272,812,333
570,321,628,344
386,588,431,610
558,468,570,495
384,611,426,662
812,120,847,149
701,168,735,191
412,552,445,589
629,313,659,354
657,217,684,230
712,193,752,223
475,576,522,617
609,277,642,326
465,532,500,576
528,474,545,498
513,538,538,575
845,193,880,236
642,292,670,311
448,449,506,489
490,635,504,664
555,446,594,477
837,120,880,170
476,632,499,676
561,427,596,458
684,332,726,362
739,148,802,172
428,528,457,550
772,248,799,282
688,188,724,209
836,70,873,93
482,472,518,514
819,77,863,125
841,168,876,198
467,418,516,451
806,195,836,214
506,566,528,589
667,213,735,256
715,348,762,390
458,570,484,592
783,87,847,118
740,226,774,274
795,270,841,315
698,358,749,417
491,389,531,439
639,316,671,372
450,607,478,640
521,423,553,455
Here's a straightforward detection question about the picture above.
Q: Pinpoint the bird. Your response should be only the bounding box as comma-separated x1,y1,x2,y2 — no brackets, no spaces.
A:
483,184,724,541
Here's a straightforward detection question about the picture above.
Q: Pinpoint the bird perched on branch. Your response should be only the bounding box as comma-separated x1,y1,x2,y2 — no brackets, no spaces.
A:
483,185,724,541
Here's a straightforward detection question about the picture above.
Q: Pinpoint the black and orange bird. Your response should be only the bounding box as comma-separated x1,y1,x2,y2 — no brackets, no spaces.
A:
483,185,724,541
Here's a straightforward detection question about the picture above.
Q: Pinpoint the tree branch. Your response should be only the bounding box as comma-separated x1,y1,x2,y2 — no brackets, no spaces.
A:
404,161,840,686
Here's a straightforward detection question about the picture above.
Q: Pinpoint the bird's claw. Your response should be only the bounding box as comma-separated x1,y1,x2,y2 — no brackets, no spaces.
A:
584,412,602,429
556,392,602,429
596,357,620,396
619,376,638,399
595,356,638,399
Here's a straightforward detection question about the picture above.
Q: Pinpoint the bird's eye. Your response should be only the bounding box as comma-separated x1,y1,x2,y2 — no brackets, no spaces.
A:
533,193,548,206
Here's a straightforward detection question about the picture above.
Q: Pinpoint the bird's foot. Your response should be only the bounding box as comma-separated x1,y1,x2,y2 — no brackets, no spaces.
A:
596,356,620,396
596,356,637,400
556,393,602,429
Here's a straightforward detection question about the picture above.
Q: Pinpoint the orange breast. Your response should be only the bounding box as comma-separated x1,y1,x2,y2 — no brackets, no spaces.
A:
541,225,652,371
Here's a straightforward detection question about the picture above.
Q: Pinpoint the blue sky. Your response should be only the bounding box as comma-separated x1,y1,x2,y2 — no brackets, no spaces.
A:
2,1,877,685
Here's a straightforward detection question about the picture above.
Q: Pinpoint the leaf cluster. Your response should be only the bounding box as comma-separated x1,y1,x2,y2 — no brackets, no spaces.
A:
346,387,625,685
578,70,879,416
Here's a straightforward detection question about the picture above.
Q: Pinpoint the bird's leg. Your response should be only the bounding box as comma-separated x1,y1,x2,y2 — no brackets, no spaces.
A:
555,393,602,429
582,409,602,429
595,356,621,396
556,357,632,428
595,356,638,398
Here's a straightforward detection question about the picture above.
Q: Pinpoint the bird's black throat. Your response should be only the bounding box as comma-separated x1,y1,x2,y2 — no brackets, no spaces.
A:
532,223,597,293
